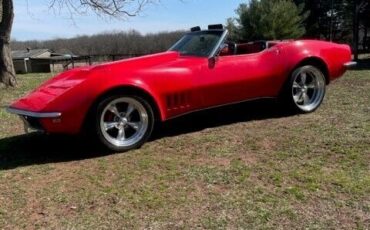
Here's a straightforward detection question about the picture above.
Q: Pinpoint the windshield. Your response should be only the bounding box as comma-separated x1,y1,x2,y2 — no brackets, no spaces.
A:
169,30,225,57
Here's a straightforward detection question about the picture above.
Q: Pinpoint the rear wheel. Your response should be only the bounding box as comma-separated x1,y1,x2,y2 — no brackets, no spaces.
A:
95,95,154,152
284,65,326,113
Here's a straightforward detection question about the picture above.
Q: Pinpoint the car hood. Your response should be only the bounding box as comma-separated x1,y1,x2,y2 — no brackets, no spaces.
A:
45,51,187,84
98,51,181,71
10,67,91,111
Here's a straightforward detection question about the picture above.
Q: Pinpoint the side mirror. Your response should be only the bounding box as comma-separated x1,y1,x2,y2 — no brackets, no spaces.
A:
208,43,227,69
208,56,217,69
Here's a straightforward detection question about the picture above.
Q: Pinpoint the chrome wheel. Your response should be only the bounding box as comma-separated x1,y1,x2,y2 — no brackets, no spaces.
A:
291,66,326,112
99,97,149,148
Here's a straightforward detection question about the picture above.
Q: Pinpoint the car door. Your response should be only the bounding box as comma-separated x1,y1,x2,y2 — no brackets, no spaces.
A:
195,49,283,109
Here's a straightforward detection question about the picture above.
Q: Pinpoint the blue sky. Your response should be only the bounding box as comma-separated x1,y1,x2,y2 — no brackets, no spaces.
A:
13,0,245,41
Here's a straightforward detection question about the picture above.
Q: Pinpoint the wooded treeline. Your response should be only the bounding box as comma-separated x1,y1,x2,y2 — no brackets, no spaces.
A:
294,0,370,45
11,30,185,55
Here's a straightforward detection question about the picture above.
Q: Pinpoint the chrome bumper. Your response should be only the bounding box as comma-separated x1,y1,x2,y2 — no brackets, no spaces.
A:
6,107,61,118
344,61,357,68
7,107,61,133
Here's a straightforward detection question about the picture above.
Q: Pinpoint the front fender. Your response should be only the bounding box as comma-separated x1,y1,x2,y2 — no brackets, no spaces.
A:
44,67,167,134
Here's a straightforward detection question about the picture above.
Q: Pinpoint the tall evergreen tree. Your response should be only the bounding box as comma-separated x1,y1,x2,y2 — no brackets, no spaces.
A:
229,0,307,41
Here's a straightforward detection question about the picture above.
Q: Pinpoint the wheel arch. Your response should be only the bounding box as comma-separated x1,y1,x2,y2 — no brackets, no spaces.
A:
293,57,330,84
82,85,163,133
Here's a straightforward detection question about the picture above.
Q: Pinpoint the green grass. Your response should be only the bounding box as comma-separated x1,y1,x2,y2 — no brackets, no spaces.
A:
0,71,369,229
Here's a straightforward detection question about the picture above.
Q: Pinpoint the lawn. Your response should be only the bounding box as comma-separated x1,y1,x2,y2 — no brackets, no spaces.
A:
0,70,369,229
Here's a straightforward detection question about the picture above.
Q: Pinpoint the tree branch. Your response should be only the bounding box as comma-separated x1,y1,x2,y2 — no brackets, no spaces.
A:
48,0,157,19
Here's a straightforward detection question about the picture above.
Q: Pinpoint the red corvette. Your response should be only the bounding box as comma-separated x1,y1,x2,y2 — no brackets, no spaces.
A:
8,25,355,151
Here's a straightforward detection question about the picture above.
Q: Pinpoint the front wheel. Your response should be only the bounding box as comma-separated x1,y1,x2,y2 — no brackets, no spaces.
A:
284,65,326,113
95,95,154,152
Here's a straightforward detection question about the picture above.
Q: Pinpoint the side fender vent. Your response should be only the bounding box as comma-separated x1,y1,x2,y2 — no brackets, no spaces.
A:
166,92,191,111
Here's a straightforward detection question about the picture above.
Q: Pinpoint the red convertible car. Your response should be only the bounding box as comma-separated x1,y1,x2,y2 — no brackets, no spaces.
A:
8,24,355,152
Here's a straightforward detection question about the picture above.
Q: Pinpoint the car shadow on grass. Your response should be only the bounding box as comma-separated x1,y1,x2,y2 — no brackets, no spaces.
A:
153,99,293,139
0,133,111,170
0,99,294,170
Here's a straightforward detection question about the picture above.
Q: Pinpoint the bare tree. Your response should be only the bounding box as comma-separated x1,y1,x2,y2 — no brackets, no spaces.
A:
0,0,157,87
48,0,153,18
0,0,16,87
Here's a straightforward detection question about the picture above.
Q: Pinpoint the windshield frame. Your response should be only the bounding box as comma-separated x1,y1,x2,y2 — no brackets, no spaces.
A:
169,29,229,59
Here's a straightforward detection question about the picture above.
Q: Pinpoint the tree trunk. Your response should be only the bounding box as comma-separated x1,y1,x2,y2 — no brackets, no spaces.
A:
0,0,16,87
364,26,368,51
353,0,359,61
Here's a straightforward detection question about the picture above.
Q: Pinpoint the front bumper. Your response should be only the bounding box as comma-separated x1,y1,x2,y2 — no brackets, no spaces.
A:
7,107,61,133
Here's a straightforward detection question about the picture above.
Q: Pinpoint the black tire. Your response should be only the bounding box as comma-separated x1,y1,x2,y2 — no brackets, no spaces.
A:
95,94,155,152
281,65,326,114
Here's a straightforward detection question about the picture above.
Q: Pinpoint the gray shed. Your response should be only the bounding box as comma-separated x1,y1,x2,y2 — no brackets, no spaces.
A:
12,49,52,74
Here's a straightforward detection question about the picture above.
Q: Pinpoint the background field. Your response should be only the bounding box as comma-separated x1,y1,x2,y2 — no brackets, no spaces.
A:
0,70,369,229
